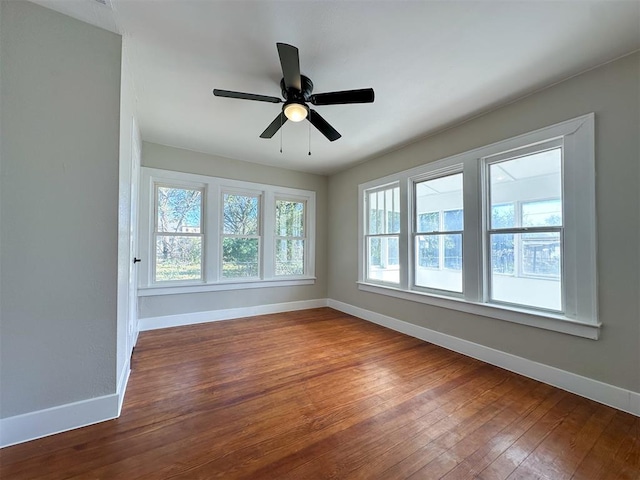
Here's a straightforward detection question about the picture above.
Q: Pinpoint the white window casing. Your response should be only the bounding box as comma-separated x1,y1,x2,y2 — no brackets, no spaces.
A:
358,113,598,339
139,168,316,295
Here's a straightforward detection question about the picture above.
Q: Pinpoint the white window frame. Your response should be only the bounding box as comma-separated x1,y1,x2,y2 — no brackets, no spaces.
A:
139,168,316,296
364,182,401,286
220,188,263,281
153,182,205,284
274,195,308,277
358,113,599,339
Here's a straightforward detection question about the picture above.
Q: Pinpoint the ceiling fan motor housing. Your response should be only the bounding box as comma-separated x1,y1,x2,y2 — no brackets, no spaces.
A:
281,75,314,102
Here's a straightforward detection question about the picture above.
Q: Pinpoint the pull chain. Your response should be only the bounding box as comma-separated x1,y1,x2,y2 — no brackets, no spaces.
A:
279,113,283,154
308,116,311,156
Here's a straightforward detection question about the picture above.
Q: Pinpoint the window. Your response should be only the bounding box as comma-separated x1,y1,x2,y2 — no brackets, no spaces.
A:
222,192,261,279
414,173,464,292
275,199,306,276
365,184,400,284
139,169,316,295
487,143,563,311
358,114,598,339
154,185,203,282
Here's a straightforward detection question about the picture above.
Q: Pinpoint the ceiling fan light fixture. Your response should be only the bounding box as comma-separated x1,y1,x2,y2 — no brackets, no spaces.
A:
284,102,308,122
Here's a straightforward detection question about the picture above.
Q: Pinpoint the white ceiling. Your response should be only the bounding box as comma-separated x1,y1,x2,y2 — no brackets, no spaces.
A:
32,0,640,175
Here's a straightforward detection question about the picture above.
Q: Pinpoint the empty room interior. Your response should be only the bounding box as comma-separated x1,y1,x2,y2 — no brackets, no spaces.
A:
1,0,639,478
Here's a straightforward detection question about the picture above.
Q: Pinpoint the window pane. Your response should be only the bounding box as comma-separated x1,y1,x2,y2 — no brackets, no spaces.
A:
417,212,439,233
415,234,462,292
367,236,399,284
444,233,462,270
416,235,439,268
276,200,304,237
491,203,515,230
157,187,201,233
275,239,304,276
155,235,201,281
522,199,562,228
489,148,562,228
415,173,463,232
491,234,515,274
368,186,400,235
522,233,561,277
490,232,561,311
222,238,259,278
223,194,259,235
443,209,463,232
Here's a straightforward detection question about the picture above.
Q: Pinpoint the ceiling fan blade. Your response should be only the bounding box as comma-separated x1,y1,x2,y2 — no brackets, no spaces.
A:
310,88,375,106
309,109,341,142
276,43,302,91
213,89,282,103
260,112,288,138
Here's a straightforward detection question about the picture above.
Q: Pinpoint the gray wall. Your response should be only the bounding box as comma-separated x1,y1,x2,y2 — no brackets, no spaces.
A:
0,1,122,417
328,53,640,393
138,142,328,318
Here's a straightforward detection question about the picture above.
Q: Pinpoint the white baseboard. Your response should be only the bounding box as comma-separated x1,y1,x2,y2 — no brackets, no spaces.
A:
4,296,635,450
139,298,328,331
327,299,640,417
117,361,131,417
0,393,119,449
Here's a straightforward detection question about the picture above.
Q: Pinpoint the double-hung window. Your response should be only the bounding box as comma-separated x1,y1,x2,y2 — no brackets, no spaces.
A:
413,171,464,293
154,185,204,282
139,169,316,295
359,114,598,338
275,198,306,276
365,184,400,285
486,140,563,311
222,191,261,279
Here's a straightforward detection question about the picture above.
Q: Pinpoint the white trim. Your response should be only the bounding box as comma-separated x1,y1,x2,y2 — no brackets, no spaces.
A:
0,362,132,449
140,167,317,291
358,113,598,337
117,361,131,416
358,282,600,339
0,394,119,449
327,299,638,417
139,298,328,331
138,277,316,296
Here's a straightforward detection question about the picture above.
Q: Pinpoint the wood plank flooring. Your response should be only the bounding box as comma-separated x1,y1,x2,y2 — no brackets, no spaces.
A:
1,307,638,479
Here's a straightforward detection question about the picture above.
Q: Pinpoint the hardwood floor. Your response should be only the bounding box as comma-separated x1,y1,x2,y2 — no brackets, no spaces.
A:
1,307,638,479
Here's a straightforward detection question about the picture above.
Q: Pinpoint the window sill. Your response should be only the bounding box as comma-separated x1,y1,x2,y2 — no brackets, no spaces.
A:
357,282,600,339
139,277,316,296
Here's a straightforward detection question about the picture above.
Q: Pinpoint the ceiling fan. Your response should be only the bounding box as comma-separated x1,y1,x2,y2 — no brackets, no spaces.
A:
213,43,374,142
